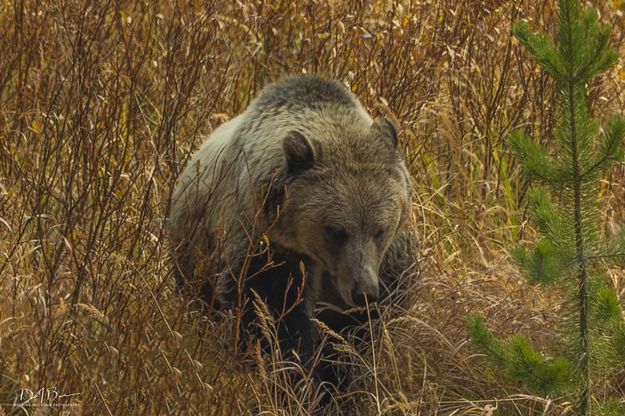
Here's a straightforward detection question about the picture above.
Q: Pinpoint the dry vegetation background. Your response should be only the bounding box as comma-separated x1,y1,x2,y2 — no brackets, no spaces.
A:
1,0,625,414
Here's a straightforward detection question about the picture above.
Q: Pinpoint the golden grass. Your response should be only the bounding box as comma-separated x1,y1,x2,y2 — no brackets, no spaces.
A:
1,0,625,414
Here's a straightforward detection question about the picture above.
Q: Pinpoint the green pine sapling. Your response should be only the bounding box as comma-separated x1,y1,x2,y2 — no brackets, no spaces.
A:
467,1,625,414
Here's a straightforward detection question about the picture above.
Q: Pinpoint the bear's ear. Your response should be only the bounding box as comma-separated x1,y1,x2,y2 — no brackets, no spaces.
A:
371,117,399,150
283,131,317,175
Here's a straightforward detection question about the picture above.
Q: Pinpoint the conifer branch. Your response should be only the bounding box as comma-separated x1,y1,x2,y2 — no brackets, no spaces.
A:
468,1,625,414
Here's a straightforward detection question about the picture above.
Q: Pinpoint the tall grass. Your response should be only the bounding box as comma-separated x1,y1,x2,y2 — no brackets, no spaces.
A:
1,0,624,414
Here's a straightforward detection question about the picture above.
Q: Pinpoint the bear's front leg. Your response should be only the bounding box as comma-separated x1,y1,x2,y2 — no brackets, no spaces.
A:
222,246,318,362
218,243,346,408
251,257,346,407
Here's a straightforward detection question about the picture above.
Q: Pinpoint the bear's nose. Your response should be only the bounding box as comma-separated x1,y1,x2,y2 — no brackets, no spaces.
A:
351,286,379,307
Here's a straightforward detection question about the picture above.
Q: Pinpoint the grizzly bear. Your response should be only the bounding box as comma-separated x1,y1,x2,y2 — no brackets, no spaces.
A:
168,75,417,400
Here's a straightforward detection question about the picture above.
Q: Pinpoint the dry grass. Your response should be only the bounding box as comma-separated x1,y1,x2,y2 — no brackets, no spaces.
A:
1,0,625,414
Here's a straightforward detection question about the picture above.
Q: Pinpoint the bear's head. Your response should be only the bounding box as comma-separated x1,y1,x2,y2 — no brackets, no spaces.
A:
269,117,412,308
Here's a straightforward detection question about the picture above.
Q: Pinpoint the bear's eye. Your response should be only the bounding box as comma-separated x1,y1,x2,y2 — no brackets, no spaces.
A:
324,226,348,244
374,227,388,240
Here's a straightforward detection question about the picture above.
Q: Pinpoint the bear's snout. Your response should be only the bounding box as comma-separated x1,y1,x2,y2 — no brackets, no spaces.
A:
351,274,380,306
351,286,379,306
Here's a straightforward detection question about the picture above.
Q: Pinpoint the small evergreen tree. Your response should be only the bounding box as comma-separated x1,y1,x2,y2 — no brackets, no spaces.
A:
467,1,625,415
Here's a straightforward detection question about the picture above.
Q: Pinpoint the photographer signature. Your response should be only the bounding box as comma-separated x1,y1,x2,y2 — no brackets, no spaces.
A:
13,386,81,408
